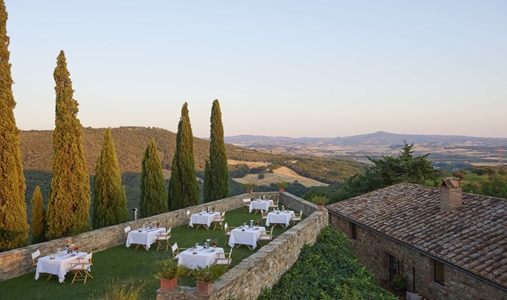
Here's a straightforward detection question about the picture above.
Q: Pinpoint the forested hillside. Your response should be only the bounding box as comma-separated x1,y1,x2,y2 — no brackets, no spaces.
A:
20,127,364,214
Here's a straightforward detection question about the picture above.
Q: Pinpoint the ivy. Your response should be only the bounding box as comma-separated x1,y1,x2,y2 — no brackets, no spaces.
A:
258,227,396,300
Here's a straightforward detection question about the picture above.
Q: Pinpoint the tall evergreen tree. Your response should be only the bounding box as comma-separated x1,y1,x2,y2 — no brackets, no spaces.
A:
168,103,199,210
46,50,91,239
203,159,211,203
205,99,230,202
140,139,168,217
0,0,29,250
30,186,45,244
92,128,129,229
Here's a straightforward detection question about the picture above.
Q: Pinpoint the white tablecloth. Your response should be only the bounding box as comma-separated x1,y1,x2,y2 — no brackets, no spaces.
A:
35,251,87,283
189,212,220,228
126,227,165,249
228,226,266,250
178,246,224,269
266,211,294,227
249,200,273,213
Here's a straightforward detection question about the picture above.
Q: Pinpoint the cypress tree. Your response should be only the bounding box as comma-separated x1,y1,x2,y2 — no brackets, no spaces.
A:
203,159,211,203
92,128,129,229
168,103,199,210
46,50,91,239
0,0,29,250
206,99,230,202
140,139,168,217
30,186,45,244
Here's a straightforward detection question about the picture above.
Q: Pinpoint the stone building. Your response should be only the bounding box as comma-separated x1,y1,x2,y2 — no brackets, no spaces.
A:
327,179,507,300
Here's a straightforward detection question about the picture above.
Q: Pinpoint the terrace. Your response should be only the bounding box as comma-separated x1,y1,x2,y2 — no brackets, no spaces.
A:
0,192,327,300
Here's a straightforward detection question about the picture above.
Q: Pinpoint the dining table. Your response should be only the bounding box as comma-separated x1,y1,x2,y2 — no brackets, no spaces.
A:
189,212,220,230
35,251,87,283
249,199,274,213
126,227,166,250
266,210,295,229
228,226,266,250
178,246,225,269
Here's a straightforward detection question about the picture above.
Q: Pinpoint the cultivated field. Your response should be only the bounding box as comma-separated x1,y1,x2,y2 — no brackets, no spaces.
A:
233,167,328,187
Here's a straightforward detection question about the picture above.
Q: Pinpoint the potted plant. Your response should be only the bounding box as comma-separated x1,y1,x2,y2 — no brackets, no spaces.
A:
391,275,408,291
193,264,228,295
244,183,256,194
276,182,288,192
152,259,188,291
311,195,329,210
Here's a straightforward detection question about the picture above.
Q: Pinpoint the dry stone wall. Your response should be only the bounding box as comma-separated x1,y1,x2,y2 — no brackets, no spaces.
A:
0,193,276,281
156,193,328,300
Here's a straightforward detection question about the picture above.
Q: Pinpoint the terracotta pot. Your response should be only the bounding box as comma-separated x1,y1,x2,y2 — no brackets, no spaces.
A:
160,277,178,291
196,280,214,295
247,188,253,194
317,204,324,211
279,187,285,192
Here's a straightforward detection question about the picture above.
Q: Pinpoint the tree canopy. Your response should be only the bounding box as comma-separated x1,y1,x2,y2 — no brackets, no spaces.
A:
140,139,168,217
46,51,92,239
0,0,29,250
335,142,436,201
168,103,199,210
92,128,129,229
205,99,230,202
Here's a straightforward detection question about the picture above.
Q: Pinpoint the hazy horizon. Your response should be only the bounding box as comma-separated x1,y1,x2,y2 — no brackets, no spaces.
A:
6,1,507,138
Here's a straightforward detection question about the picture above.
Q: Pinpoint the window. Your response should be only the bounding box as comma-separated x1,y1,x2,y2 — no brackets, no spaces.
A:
434,260,444,285
350,222,357,240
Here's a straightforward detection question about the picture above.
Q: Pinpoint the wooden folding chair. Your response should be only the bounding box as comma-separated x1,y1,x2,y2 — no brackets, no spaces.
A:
69,252,93,284
171,242,188,262
32,250,52,281
215,248,233,270
186,210,191,228
269,199,279,211
212,212,225,230
243,198,251,213
292,210,303,226
156,227,172,251
257,228,273,247
260,210,268,226
223,223,235,246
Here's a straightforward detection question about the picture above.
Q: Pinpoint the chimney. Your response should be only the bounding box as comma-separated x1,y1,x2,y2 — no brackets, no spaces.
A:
440,178,462,213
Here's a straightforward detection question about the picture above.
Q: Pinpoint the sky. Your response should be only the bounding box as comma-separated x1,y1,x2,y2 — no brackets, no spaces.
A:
5,0,507,138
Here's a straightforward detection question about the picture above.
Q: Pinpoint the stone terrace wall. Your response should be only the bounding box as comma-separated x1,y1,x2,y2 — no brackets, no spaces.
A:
157,194,328,300
0,192,279,281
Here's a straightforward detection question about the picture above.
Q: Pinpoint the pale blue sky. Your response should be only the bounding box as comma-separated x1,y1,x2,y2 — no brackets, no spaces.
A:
6,0,507,138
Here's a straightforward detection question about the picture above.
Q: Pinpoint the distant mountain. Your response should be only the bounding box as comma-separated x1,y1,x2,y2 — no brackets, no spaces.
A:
225,131,507,147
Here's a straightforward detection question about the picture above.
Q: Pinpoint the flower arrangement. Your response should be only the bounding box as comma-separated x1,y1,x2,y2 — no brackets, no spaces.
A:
211,238,218,248
156,222,160,228
74,247,79,252
255,221,259,226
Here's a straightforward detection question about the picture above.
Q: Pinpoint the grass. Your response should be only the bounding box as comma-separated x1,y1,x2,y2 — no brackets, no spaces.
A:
0,207,298,300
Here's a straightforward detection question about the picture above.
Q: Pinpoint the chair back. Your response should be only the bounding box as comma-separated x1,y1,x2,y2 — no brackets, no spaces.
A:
224,223,228,231
166,227,171,235
31,250,41,260
300,210,303,216
228,247,233,257
243,198,251,203
172,243,178,253
124,226,131,234
221,211,225,217
186,210,190,216
84,252,93,264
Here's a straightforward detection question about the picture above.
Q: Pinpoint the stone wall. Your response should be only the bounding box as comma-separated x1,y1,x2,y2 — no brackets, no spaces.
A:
0,193,277,281
329,214,507,300
156,194,328,300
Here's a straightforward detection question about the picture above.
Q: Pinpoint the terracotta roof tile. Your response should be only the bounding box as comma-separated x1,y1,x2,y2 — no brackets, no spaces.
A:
327,182,507,288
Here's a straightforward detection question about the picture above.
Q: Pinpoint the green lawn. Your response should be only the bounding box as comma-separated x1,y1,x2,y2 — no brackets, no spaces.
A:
0,207,296,300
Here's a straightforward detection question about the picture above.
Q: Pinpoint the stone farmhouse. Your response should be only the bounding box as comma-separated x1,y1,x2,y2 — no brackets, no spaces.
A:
327,178,507,300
